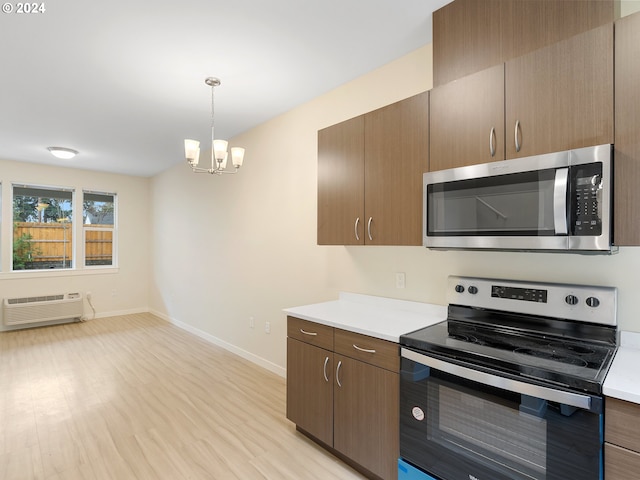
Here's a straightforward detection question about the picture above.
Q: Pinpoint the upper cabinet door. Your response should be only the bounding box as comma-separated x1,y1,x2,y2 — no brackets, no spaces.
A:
433,0,617,87
317,116,365,245
364,92,429,246
505,23,613,159
502,0,618,61
432,0,503,87
614,11,640,246
430,64,505,171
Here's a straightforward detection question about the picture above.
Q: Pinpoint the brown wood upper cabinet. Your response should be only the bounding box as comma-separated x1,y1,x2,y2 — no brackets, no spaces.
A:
317,92,428,246
613,10,640,246
433,0,618,87
317,115,365,246
505,22,614,158
429,23,613,171
430,64,505,171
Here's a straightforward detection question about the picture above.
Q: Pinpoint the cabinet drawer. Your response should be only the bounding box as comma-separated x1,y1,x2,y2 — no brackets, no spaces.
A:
287,316,334,350
606,397,640,451
334,329,399,372
605,443,640,480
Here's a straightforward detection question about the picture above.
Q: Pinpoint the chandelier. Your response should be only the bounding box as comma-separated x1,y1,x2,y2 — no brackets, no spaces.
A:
184,77,245,175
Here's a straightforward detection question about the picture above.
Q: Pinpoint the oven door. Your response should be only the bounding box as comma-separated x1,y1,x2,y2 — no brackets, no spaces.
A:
400,349,604,480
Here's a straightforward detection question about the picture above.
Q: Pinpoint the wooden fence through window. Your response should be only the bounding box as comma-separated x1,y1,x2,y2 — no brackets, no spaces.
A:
14,222,112,267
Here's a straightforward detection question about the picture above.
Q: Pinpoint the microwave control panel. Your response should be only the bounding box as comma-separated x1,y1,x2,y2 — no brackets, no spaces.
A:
572,163,602,236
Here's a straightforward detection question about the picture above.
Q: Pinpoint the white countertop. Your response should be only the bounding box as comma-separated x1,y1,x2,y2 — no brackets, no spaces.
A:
604,331,640,404
284,292,447,343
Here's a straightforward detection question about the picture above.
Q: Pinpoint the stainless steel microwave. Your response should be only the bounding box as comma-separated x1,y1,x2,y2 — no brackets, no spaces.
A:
424,144,614,253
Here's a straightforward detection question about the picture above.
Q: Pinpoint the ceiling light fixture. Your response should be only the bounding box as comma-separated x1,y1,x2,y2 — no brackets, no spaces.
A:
184,77,245,175
47,147,78,160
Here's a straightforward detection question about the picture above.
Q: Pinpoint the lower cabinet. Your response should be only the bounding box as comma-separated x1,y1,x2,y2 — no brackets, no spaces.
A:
286,316,399,480
605,397,640,479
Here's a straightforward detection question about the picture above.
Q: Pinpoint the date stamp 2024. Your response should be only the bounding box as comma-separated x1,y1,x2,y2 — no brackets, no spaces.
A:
2,2,46,14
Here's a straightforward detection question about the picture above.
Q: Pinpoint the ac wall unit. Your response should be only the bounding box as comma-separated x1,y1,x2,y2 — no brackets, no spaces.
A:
3,293,83,326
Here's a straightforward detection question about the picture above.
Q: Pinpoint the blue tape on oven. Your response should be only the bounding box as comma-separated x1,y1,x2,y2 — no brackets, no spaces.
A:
398,459,440,480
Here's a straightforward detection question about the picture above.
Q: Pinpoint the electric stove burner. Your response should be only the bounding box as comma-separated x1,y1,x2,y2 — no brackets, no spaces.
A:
513,347,589,367
449,333,477,343
567,345,597,355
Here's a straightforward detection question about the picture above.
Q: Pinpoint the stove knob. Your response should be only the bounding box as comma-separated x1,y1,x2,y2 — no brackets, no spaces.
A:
586,297,600,308
455,284,465,293
468,286,478,295
565,294,579,306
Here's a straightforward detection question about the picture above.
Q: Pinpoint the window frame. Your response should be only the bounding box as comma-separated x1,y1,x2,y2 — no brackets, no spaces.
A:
82,190,118,269
11,183,76,272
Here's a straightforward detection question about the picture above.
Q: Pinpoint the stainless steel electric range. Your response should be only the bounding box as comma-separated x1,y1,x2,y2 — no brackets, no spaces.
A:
398,276,617,480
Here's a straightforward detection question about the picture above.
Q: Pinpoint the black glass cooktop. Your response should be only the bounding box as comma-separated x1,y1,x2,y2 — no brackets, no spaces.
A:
401,306,617,394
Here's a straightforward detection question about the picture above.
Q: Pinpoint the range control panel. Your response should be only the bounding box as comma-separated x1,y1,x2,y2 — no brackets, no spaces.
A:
491,285,548,303
447,275,617,326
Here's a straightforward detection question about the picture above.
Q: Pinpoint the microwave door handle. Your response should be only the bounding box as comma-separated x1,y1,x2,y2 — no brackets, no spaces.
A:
554,168,569,235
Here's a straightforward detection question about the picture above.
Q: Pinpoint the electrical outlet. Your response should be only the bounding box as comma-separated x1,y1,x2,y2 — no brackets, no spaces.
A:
265,321,271,334
249,316,255,328
396,272,406,289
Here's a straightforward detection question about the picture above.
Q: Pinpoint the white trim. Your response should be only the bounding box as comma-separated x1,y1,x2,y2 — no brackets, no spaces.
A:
0,267,119,280
150,309,286,378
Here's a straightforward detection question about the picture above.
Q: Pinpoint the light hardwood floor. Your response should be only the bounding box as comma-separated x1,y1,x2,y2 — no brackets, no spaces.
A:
0,313,367,480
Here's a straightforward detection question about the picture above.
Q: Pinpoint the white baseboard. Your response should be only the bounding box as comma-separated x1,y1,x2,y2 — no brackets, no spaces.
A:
80,306,148,321
150,309,286,378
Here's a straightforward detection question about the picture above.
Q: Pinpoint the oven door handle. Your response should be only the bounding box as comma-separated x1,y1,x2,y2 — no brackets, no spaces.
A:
401,348,592,410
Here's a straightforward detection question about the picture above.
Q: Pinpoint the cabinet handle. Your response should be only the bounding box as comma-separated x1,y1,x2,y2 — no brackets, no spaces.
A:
323,356,329,382
336,360,342,387
354,217,360,241
489,127,496,157
514,120,521,152
353,344,376,354
367,217,373,241
299,329,317,336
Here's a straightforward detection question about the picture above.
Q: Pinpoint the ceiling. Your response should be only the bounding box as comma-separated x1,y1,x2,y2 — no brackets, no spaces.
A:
0,0,452,177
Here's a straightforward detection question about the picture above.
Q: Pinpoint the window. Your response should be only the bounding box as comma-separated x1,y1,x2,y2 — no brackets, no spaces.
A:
83,191,116,267
13,184,74,270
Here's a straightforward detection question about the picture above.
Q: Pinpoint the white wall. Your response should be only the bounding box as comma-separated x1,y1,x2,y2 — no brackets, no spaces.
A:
622,0,640,17
0,158,150,329
149,39,640,376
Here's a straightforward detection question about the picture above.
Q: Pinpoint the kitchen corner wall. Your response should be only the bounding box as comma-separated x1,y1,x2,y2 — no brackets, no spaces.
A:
0,158,150,330
150,32,640,376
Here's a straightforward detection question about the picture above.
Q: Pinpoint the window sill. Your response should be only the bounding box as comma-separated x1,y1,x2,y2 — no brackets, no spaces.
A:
0,267,119,280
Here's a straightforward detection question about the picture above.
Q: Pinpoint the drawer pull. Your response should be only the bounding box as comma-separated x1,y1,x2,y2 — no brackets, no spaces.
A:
353,344,376,354
515,120,522,152
354,217,360,241
323,356,329,382
367,217,373,241
300,329,318,336
336,360,343,387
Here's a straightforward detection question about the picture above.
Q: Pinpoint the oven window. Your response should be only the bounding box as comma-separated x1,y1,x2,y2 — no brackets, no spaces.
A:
427,169,557,236
433,384,547,476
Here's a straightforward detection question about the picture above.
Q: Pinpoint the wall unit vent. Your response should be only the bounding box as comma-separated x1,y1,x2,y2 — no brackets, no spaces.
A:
3,293,83,326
